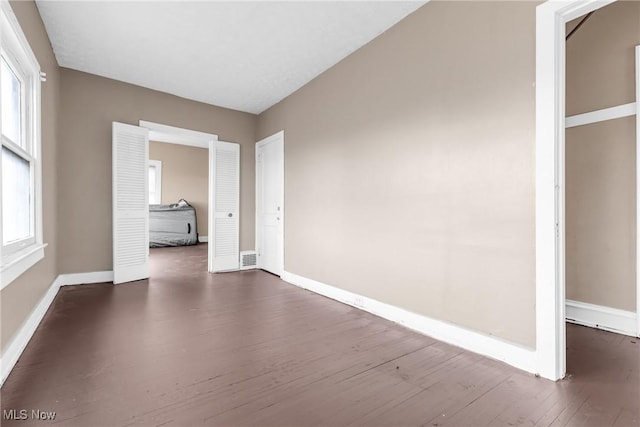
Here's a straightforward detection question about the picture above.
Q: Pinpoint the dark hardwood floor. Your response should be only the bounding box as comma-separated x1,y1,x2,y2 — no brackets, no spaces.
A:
1,244,638,426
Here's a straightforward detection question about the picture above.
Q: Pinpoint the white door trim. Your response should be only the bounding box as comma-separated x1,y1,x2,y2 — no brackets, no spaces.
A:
139,120,215,149
636,45,640,337
535,0,621,381
138,121,219,272
255,131,285,276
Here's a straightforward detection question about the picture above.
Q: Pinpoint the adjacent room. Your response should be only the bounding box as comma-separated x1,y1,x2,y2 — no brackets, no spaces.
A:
148,142,207,248
0,0,638,426
565,1,639,348
147,139,210,281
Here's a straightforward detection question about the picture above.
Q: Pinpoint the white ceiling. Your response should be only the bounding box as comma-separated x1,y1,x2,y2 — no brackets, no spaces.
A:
35,1,425,114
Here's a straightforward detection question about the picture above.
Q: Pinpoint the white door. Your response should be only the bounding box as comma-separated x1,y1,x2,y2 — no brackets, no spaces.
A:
211,141,240,272
256,132,284,276
112,122,149,284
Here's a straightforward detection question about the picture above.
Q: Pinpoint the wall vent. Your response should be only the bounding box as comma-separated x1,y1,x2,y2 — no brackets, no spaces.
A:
240,251,257,270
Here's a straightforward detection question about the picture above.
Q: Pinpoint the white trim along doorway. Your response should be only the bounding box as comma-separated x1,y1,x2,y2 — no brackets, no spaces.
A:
535,0,640,381
139,120,218,272
138,120,240,274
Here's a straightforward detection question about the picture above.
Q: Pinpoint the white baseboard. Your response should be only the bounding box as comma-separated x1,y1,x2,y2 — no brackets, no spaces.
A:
58,270,114,286
281,271,537,376
1,275,62,386
198,236,208,243
0,270,114,386
566,299,638,337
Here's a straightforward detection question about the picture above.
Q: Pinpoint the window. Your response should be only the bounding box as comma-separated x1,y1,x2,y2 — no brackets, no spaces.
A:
1,1,45,289
148,160,162,204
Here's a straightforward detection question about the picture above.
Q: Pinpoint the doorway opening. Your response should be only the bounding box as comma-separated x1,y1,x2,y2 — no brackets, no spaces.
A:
564,0,640,381
146,137,210,278
112,120,241,284
139,121,219,274
139,121,241,274
536,0,640,381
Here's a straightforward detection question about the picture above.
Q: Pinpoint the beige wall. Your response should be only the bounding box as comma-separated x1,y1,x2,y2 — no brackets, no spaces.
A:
566,118,636,311
11,0,633,359
566,1,640,116
257,1,538,347
2,1,60,351
149,142,209,236
565,1,640,312
58,70,257,274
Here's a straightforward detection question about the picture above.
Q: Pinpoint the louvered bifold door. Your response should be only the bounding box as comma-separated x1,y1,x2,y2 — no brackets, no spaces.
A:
212,141,240,272
112,122,150,284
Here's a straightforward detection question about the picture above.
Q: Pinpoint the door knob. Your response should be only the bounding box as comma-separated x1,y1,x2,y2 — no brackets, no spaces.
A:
228,213,233,217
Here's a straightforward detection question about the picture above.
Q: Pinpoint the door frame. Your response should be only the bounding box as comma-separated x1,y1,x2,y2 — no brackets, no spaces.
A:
255,131,285,276
636,45,640,340
534,0,640,381
138,120,219,272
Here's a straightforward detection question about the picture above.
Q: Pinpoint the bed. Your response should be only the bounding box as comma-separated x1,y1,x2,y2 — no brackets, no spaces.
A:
149,199,198,247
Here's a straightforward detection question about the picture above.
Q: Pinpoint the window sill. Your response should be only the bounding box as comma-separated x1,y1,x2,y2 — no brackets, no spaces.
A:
1,243,47,290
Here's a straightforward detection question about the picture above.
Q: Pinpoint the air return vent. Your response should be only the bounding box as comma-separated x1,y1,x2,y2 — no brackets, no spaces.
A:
240,251,257,270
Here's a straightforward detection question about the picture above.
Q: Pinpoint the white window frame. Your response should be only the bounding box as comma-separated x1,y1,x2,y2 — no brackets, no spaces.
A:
1,0,45,290
148,159,162,204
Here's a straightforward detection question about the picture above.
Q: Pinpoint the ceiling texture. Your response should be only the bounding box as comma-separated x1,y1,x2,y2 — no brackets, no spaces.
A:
35,1,426,114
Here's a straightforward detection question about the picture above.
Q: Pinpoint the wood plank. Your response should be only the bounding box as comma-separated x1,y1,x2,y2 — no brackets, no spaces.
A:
1,244,638,427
